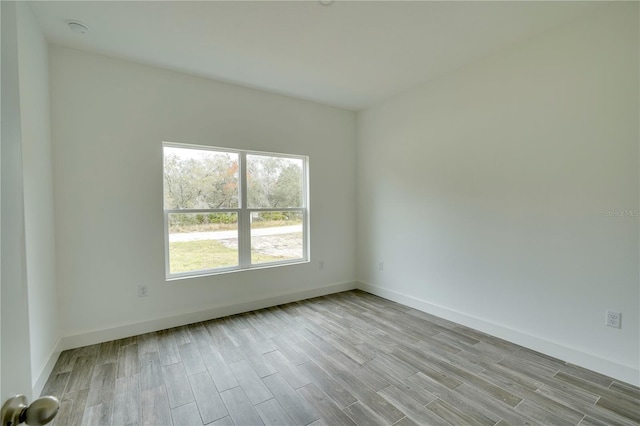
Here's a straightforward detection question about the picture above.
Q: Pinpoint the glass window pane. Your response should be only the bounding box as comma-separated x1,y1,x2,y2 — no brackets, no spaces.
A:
164,146,239,209
168,212,238,273
250,211,303,264
247,155,304,208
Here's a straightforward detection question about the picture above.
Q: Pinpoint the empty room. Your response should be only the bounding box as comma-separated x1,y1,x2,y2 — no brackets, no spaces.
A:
1,1,638,425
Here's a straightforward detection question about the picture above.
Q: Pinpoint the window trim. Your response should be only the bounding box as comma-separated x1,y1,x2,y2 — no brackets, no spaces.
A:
163,142,309,280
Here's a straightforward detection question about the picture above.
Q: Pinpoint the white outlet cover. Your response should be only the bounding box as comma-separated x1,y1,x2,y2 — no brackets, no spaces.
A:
138,285,149,297
606,310,621,328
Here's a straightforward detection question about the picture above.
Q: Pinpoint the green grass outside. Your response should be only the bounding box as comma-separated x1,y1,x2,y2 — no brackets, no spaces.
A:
170,219,301,234
169,239,285,273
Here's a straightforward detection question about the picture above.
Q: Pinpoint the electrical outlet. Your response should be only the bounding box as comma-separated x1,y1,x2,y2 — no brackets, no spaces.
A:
606,310,621,328
378,261,384,271
138,285,149,297
319,260,325,270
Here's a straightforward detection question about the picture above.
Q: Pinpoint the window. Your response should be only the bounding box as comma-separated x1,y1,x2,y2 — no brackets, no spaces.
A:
163,143,308,279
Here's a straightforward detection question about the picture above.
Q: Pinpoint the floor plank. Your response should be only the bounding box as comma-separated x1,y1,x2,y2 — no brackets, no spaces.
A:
161,362,194,408
139,351,163,391
178,342,207,376
297,360,358,408
264,349,312,389
171,401,203,426
255,398,295,425
140,384,172,426
219,386,264,426
342,401,387,426
52,389,89,426
201,345,239,392
188,370,228,424
66,355,97,393
86,362,116,407
112,374,141,426
227,359,273,405
297,383,356,426
262,372,319,425
378,385,450,426
80,401,111,426
116,344,139,379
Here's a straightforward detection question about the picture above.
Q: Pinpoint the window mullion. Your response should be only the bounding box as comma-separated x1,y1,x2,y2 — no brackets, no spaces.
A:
164,210,170,278
239,152,251,267
303,158,309,260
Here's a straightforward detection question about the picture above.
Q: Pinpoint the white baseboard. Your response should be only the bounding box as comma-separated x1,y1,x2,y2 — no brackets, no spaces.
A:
60,281,358,351
32,337,63,397
357,281,640,387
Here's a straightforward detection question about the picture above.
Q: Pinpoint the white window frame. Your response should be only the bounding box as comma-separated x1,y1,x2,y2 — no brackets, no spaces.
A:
163,142,309,280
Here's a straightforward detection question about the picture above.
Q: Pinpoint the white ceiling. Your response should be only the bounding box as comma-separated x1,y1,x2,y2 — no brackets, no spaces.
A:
30,1,604,111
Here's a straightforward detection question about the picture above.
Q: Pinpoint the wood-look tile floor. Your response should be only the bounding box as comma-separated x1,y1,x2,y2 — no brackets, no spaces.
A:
43,290,640,426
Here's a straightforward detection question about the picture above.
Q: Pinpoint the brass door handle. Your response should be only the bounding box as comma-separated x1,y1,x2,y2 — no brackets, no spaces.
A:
1,395,59,426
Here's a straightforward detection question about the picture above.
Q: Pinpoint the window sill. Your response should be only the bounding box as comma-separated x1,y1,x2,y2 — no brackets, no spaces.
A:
165,258,310,281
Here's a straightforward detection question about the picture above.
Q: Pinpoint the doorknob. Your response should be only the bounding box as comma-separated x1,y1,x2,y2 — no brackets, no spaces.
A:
1,395,59,426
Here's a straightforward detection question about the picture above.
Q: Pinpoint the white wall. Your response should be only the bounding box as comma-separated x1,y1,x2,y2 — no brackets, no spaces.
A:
357,3,639,385
49,46,357,345
16,2,60,395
